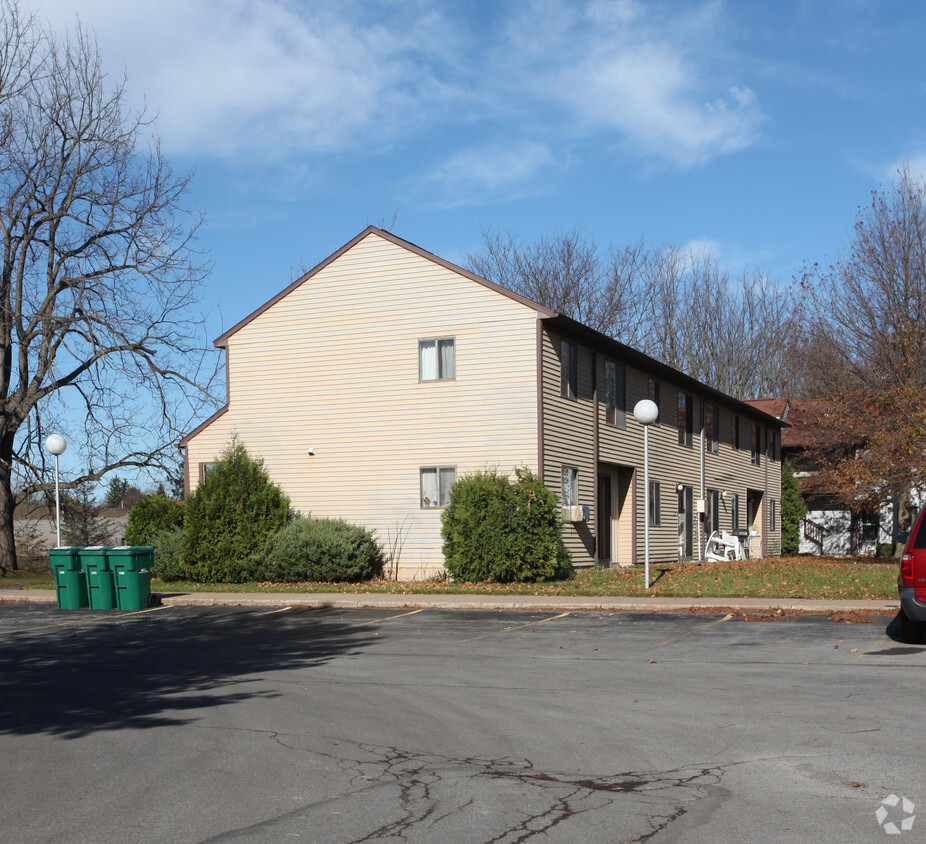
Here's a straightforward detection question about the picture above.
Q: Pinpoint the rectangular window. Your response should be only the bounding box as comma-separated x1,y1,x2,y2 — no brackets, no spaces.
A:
420,467,455,508
560,340,578,400
770,499,778,532
603,360,626,427
751,422,761,465
731,414,740,450
419,338,455,381
705,403,719,454
562,467,579,506
648,377,661,424
705,489,720,534
199,463,216,483
678,391,692,447
649,480,661,526
767,427,777,461
731,493,740,530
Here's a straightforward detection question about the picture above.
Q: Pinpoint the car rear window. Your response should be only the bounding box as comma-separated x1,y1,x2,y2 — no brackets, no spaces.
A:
913,514,926,549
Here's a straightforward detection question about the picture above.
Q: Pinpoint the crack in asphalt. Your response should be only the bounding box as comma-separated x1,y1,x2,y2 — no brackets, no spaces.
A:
209,734,727,843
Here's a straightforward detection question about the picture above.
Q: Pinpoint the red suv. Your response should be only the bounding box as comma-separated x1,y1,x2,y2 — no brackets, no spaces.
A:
899,508,926,641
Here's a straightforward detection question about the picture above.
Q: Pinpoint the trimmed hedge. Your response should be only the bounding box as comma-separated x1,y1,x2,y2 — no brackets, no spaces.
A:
262,515,384,582
441,468,569,582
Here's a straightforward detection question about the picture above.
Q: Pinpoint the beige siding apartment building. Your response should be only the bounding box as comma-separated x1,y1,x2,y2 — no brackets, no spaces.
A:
181,228,783,579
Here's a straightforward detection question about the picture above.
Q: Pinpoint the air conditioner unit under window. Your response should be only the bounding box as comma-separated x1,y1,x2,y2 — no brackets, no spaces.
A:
561,505,588,523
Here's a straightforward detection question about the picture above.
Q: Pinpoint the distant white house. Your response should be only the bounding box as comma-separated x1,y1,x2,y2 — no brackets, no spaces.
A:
14,504,128,566
748,398,922,556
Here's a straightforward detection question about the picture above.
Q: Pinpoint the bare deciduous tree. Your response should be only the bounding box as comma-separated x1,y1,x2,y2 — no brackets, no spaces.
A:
0,2,218,570
465,227,795,400
798,165,926,511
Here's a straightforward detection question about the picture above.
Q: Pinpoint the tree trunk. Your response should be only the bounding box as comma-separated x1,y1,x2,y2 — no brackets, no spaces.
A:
0,469,18,573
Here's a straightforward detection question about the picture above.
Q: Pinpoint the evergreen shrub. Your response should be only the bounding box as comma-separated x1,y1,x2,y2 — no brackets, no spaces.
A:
781,460,807,555
262,515,384,582
183,438,290,582
126,494,184,546
441,468,569,582
151,525,186,582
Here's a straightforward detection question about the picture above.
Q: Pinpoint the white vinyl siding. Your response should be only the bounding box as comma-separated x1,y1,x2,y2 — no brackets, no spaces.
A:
184,232,542,579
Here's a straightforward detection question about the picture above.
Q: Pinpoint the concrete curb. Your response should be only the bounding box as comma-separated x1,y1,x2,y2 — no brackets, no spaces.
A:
0,588,901,614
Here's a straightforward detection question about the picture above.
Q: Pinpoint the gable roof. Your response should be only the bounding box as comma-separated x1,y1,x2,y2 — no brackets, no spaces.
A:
191,226,784,435
212,226,557,349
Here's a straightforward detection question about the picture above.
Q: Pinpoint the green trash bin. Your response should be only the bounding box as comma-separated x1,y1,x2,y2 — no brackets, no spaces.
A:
108,546,153,611
49,547,88,610
79,546,116,610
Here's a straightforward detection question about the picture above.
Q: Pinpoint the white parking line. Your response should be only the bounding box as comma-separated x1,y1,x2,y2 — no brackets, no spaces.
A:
655,613,733,647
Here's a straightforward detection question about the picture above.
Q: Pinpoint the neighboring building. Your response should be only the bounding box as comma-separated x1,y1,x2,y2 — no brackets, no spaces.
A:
14,504,128,567
748,398,919,555
181,228,783,579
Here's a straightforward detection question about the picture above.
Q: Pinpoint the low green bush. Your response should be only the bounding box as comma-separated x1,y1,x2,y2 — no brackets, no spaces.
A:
262,515,384,582
441,468,569,582
126,494,184,546
151,525,186,582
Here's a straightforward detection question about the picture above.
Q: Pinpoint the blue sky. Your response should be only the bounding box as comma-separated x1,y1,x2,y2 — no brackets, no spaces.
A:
36,0,926,342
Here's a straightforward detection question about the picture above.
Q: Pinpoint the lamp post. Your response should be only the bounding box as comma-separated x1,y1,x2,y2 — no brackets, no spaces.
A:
633,400,659,589
44,434,67,547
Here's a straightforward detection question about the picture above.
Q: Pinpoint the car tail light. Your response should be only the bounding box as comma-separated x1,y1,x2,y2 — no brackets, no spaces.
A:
901,553,914,585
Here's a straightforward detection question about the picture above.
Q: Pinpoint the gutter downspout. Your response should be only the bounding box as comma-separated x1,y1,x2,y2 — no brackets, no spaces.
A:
698,393,705,562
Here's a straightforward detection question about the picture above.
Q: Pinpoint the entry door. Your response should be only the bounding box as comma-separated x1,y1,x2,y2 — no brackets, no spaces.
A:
597,474,612,565
678,486,693,560
746,491,763,556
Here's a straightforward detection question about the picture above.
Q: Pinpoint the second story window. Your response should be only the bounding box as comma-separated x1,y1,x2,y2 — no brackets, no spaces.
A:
678,391,692,447
604,360,626,427
560,340,577,400
705,403,719,453
648,377,661,424
419,338,455,381
751,421,761,465
731,414,740,450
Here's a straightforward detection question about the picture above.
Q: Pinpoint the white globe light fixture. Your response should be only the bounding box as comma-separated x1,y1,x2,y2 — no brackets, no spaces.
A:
45,434,67,547
633,400,659,589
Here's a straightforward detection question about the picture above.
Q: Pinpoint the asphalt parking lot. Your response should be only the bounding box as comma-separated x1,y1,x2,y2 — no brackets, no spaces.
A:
1,604,922,843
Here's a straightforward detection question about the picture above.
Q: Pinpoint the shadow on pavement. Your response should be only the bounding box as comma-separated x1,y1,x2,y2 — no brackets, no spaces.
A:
0,605,374,739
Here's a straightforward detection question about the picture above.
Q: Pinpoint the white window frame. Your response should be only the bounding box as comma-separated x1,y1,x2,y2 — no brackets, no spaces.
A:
420,467,455,508
419,338,455,381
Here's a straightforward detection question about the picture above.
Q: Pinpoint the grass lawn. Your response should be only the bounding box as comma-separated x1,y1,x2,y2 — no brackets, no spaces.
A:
3,556,897,600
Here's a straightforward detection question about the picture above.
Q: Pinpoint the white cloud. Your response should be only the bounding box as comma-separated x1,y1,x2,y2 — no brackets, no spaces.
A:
33,0,763,172
501,0,764,169
429,142,557,207
34,0,455,157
